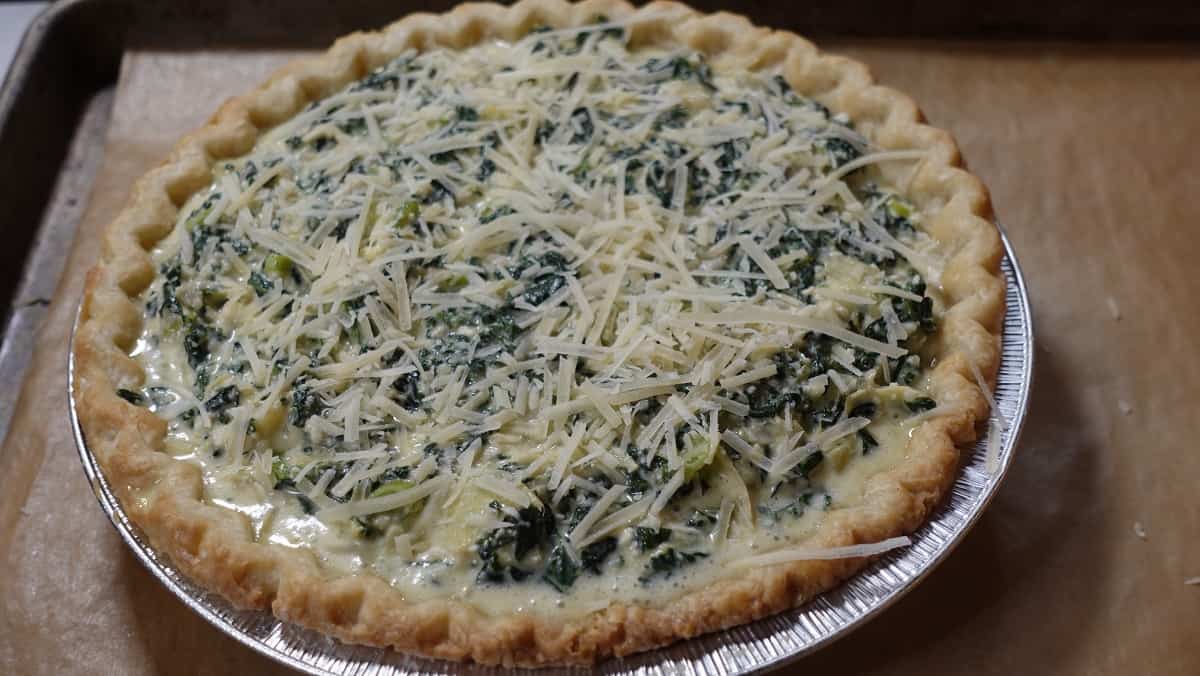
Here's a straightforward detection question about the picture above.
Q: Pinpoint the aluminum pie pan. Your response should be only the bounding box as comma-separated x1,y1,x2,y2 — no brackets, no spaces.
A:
69,227,1033,675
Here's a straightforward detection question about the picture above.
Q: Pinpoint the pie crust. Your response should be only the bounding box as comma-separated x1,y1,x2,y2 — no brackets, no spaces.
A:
73,0,1005,665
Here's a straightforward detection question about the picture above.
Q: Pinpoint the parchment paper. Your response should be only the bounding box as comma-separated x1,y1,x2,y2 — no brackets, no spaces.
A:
2,41,1198,675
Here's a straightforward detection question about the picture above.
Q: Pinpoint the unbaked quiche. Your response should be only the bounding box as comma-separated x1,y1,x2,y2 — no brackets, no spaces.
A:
74,0,1005,666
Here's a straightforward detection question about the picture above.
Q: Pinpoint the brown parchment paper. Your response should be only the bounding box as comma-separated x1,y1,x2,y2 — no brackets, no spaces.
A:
3,41,1200,675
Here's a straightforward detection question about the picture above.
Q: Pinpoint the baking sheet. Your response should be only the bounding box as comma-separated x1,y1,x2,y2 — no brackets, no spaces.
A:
3,42,1200,674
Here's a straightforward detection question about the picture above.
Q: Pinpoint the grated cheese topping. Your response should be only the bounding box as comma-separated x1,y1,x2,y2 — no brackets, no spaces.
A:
127,20,946,611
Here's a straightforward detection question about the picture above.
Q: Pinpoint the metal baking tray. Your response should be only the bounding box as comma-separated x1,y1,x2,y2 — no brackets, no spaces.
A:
68,229,1031,674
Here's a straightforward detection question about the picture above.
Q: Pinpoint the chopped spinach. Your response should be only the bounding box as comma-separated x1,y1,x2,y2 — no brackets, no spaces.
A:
580,537,617,574
906,397,937,413
248,270,273,297
542,539,579,592
391,370,422,411
639,548,708,583
859,429,879,454
183,322,210,370
203,385,240,415
824,137,862,169
289,380,324,426
116,388,144,405
633,527,672,552
273,478,317,514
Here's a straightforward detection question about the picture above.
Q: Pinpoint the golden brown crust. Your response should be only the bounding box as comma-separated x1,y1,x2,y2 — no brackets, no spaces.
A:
72,0,1006,665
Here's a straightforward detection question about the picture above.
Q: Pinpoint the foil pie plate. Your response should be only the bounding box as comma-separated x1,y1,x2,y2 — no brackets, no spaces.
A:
69,228,1033,675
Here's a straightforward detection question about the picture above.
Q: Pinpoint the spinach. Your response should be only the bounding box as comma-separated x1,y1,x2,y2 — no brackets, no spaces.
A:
248,270,273,297
580,537,617,573
270,455,293,484
512,502,557,560
542,532,617,592
642,56,716,91
896,296,936,333
747,388,805,419
393,200,421,229
761,490,832,522
791,449,824,479
570,18,624,52
534,120,557,146
189,222,230,258
423,179,455,206
475,501,557,585
273,478,317,514
351,69,400,92
824,137,862,169
859,429,879,454
368,465,411,493
906,397,937,413
331,217,353,241
203,385,240,415
892,354,922,386
686,509,718,530
508,250,570,278
391,370,422,411
145,386,175,406
684,140,743,205
116,388,144,405
520,273,566,306
623,157,645,195
183,322,210,370
624,445,670,497
352,516,383,539
420,305,522,378
862,317,888,343
542,540,578,592
877,197,916,236
159,260,183,317
807,398,843,429
633,526,672,552
653,104,689,131
310,137,337,153
568,107,593,144
853,348,877,372
906,275,927,297
419,333,473,372
644,160,676,208
289,380,324,426
481,204,515,224
639,548,708,583
478,158,496,181
296,169,334,193
336,117,367,136
454,105,479,122
849,401,877,419
771,74,793,95
431,149,458,165
528,24,552,53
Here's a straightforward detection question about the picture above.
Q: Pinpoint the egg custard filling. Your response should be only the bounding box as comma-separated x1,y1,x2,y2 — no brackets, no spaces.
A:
123,22,946,617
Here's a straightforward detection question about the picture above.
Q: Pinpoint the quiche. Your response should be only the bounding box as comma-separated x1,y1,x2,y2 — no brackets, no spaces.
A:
73,0,1005,666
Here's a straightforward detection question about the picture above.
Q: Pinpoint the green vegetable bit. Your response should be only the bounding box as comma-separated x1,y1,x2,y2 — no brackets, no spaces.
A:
393,200,421,229
115,388,144,405
264,253,293,278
